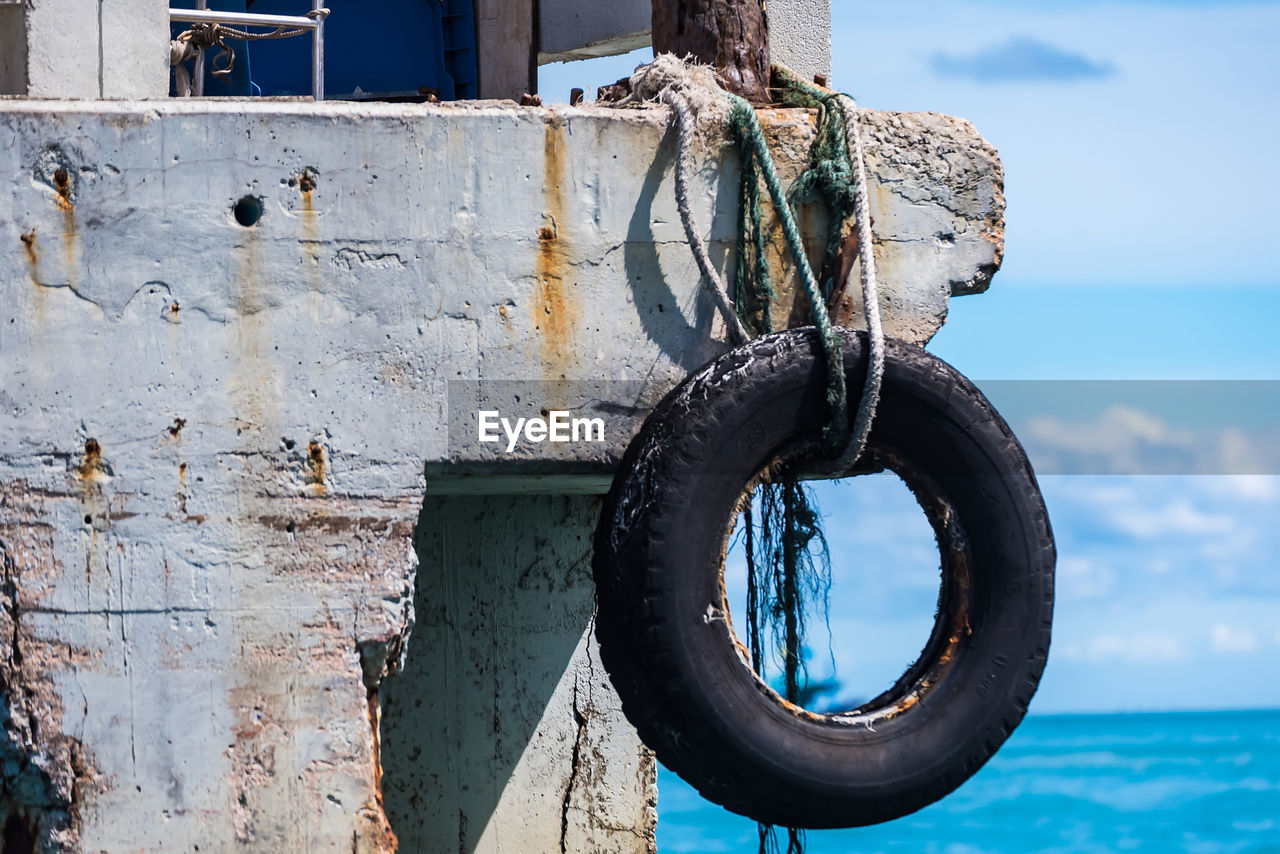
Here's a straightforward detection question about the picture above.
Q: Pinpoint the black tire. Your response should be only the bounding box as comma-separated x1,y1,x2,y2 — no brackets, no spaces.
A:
593,328,1055,829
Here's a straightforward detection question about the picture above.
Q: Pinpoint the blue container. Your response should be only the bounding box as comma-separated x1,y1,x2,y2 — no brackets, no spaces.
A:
246,0,477,100
170,0,255,97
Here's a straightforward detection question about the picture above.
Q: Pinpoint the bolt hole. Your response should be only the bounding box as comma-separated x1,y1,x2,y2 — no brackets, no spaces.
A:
84,514,92,525
233,195,263,227
2,813,36,854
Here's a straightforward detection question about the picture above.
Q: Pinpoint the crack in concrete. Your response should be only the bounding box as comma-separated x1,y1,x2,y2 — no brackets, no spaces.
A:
559,673,589,854
0,535,99,852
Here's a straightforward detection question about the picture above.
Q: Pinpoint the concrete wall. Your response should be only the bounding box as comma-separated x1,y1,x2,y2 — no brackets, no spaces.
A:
2,0,168,98
538,0,651,64
0,97,1002,850
0,3,26,96
769,0,831,81
536,0,833,82
474,0,536,100
382,495,656,853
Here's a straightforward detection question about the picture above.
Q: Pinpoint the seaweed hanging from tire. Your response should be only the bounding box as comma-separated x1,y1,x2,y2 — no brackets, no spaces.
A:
592,328,1055,830
743,479,831,853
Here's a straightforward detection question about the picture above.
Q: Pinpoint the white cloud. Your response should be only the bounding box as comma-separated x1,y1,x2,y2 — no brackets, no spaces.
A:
1211,624,1259,654
1023,405,1196,475
1059,633,1185,664
1108,500,1236,540
1021,406,1280,476
1203,475,1280,502
1058,556,1114,600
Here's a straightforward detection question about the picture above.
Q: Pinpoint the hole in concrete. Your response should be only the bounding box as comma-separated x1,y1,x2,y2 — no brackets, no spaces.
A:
2,814,36,854
84,514,92,525
233,195,263,227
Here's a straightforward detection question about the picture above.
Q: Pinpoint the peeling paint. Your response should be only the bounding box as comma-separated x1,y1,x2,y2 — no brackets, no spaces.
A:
0,485,105,852
19,228,39,290
535,119,580,380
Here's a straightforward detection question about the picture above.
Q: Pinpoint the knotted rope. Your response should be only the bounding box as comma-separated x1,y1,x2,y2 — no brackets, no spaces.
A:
768,65,885,473
633,56,883,467
631,57,888,854
169,21,311,96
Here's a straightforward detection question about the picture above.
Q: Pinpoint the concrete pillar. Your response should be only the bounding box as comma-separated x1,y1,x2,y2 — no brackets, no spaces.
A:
381,495,656,853
538,0,650,64
5,0,168,99
101,0,169,99
534,0,833,78
0,3,27,95
473,0,536,100
769,0,832,81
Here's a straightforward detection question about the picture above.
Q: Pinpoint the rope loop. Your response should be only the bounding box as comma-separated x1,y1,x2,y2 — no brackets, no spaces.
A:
171,21,311,85
638,55,884,468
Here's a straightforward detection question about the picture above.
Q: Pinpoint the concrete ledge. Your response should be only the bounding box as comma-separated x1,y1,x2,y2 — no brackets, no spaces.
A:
1,98,1002,483
0,97,1002,850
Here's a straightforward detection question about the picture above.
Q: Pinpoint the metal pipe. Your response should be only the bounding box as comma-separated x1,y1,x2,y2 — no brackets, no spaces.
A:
169,9,318,28
192,0,207,96
311,1,325,101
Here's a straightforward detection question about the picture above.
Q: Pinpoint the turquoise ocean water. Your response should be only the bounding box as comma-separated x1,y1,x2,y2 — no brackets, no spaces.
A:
657,710,1280,853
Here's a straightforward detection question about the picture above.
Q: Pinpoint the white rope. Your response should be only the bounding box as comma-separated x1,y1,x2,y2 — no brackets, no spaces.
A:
170,39,197,97
662,87,752,346
830,96,885,472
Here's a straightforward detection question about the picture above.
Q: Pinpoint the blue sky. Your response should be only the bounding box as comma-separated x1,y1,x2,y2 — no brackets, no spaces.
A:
541,0,1280,713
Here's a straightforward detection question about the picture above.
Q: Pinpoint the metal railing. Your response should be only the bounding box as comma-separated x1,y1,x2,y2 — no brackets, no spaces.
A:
169,1,329,100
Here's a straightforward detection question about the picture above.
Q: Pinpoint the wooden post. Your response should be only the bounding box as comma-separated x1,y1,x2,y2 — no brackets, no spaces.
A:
651,0,771,102
473,0,537,101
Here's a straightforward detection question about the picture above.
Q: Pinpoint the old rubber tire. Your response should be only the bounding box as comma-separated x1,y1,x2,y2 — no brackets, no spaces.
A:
593,328,1055,829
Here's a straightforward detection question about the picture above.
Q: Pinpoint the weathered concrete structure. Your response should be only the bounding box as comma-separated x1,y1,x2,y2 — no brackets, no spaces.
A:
0,2,1005,851
0,95,1002,852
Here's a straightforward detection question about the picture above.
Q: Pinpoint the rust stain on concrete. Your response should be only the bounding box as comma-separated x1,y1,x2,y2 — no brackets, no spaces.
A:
52,167,73,212
360,685,399,854
75,438,109,488
297,169,322,292
534,120,579,380
52,167,79,283
305,442,326,495
20,228,44,325
20,228,39,277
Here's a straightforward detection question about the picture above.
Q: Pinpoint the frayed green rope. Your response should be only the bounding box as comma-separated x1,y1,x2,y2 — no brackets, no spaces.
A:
772,65,861,305
726,67,868,854
725,89,850,450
